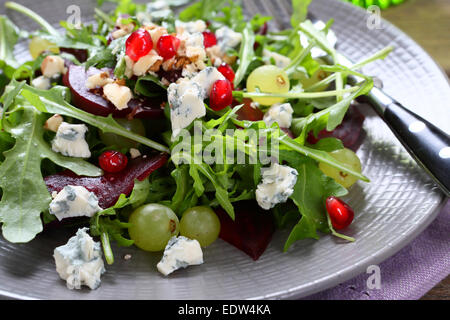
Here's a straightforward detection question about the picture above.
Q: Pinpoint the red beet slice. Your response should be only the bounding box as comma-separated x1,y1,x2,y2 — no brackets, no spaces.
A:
307,104,365,151
45,152,168,209
60,47,88,63
63,65,164,119
215,200,275,260
234,98,264,122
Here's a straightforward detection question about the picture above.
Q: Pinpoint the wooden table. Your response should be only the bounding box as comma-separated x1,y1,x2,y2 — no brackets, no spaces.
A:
380,0,450,300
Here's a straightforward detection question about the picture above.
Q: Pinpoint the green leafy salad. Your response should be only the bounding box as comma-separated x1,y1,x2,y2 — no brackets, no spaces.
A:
0,0,392,290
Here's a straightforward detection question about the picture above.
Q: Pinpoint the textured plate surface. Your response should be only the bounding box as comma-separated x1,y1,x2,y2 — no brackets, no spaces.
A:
0,0,448,300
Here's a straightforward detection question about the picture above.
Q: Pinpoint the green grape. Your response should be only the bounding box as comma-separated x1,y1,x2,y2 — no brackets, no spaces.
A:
179,206,221,247
246,65,290,106
319,148,362,188
297,58,329,91
29,37,59,59
99,118,146,149
128,203,180,252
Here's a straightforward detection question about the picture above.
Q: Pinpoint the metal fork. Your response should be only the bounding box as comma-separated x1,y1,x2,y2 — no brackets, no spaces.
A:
305,14,450,197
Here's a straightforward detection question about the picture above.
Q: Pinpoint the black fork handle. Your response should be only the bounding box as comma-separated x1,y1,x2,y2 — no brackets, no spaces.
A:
360,87,450,197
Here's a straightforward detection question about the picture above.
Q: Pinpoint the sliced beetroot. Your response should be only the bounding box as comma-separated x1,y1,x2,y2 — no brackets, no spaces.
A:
60,47,88,63
215,200,275,261
63,64,164,119
307,104,365,151
156,68,183,84
45,152,169,209
234,98,264,122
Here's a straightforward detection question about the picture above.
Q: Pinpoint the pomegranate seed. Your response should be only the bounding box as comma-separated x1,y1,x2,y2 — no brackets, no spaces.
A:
217,63,235,84
325,196,354,230
126,29,153,62
210,79,233,111
202,30,217,48
99,150,128,173
157,34,181,60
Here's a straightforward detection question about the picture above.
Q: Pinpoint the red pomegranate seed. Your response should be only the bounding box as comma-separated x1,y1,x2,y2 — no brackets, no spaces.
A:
217,63,235,83
157,34,181,60
99,150,129,173
210,79,233,111
325,196,354,230
202,30,217,48
126,29,153,62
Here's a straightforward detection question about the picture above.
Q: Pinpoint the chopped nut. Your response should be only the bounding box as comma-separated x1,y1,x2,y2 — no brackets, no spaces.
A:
123,254,132,260
85,72,114,90
162,57,176,71
132,51,163,76
44,114,64,132
103,83,132,110
148,59,163,72
41,55,66,78
31,75,51,90
129,148,141,159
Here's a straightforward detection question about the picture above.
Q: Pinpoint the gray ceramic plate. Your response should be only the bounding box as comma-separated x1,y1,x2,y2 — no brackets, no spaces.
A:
0,0,448,300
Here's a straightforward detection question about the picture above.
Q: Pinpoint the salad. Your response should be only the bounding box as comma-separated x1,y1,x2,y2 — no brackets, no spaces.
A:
0,0,392,290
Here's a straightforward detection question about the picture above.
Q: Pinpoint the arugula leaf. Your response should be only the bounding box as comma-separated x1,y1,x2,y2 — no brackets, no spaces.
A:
0,106,102,243
308,137,344,152
178,0,227,22
134,74,167,97
233,23,255,87
0,15,21,77
290,0,312,28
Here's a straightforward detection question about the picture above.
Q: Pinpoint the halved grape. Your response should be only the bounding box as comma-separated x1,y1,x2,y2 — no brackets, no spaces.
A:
296,58,329,91
29,37,59,59
319,148,362,188
99,118,146,149
246,65,290,106
128,203,179,252
179,206,221,247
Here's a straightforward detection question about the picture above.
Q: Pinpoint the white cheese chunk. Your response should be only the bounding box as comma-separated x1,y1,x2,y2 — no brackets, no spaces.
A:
49,185,102,221
263,103,294,128
256,163,298,210
52,122,91,158
103,83,133,110
54,227,105,290
263,49,292,69
41,55,66,78
215,26,242,51
175,20,207,34
31,75,51,90
157,236,204,276
85,71,114,89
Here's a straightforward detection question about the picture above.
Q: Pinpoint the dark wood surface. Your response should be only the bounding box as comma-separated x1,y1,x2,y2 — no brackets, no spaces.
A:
381,0,450,300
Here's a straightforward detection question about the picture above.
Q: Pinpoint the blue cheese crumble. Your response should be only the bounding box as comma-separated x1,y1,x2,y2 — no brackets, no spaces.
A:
49,185,102,221
53,228,105,290
256,163,298,210
215,26,242,51
263,103,294,129
168,67,225,139
51,122,91,158
157,236,204,276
